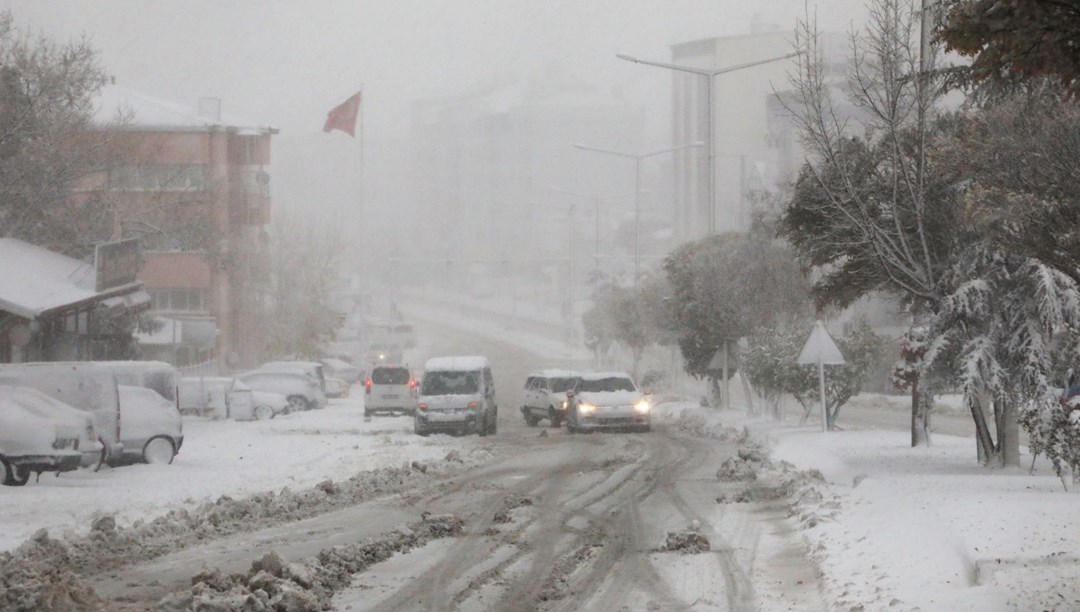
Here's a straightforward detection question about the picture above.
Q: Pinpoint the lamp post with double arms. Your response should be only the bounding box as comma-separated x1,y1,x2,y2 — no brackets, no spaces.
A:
571,141,703,286
615,51,798,235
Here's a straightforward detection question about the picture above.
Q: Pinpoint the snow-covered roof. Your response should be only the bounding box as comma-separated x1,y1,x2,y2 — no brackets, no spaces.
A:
580,371,633,381
424,356,490,372
0,238,143,320
93,84,276,134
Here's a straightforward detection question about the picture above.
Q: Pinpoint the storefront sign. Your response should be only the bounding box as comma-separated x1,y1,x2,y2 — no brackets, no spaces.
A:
95,239,141,292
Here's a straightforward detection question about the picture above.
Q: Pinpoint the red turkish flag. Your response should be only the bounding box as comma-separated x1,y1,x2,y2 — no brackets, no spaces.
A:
323,90,362,136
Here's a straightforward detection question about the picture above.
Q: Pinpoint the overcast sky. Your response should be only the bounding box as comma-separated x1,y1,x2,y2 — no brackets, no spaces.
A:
1,1,869,234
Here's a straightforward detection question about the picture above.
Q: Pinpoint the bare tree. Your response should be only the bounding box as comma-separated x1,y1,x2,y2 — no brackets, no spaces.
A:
780,0,959,446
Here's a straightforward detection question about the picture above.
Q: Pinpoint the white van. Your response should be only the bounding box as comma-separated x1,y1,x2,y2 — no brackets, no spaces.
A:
364,364,417,416
0,362,123,467
414,356,497,436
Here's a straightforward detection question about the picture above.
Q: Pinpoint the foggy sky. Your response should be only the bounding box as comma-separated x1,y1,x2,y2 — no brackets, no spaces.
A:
1,0,868,241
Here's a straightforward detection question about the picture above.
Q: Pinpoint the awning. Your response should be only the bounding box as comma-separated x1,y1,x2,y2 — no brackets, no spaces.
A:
100,289,152,315
136,316,217,350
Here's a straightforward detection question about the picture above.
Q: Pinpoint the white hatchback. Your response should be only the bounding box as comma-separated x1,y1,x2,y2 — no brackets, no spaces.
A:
364,364,417,416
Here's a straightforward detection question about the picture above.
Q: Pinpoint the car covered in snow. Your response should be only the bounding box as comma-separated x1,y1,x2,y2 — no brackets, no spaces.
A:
0,385,103,484
116,385,184,465
320,357,362,383
414,356,497,436
520,370,581,427
255,361,328,408
94,360,181,407
0,362,123,466
179,376,287,420
325,376,350,399
237,370,323,412
364,364,417,416
565,371,652,433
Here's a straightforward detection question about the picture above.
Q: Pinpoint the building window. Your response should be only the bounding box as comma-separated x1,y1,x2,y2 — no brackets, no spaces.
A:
108,165,207,191
149,287,208,312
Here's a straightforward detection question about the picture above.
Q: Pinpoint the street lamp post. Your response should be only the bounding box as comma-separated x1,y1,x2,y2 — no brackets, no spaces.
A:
615,51,798,235
550,187,637,281
572,141,703,286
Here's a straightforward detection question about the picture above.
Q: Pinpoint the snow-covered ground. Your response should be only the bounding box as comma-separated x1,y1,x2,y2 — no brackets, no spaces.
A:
0,386,473,552
653,401,1080,612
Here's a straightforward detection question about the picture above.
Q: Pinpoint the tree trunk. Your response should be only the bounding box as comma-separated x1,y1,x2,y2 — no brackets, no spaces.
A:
911,374,932,447
971,387,997,465
998,396,1020,468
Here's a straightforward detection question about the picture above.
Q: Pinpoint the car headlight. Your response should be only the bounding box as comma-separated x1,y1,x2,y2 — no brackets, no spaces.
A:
634,399,650,414
578,403,596,414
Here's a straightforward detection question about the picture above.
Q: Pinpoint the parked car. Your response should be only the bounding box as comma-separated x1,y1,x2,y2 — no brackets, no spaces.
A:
0,362,123,466
116,385,184,465
0,385,103,484
95,360,181,407
565,371,652,433
237,370,323,412
520,370,581,427
257,361,328,407
364,364,417,416
325,376,350,399
414,356,497,436
0,396,83,486
178,377,287,420
321,357,361,383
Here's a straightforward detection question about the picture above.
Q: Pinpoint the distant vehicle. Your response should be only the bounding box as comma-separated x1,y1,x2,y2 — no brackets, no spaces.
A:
520,370,581,427
237,370,322,412
364,364,417,416
364,342,404,366
325,376,350,399
0,394,84,486
0,362,123,466
116,385,184,465
321,357,361,383
0,385,103,484
179,377,287,420
565,372,651,434
414,356,497,436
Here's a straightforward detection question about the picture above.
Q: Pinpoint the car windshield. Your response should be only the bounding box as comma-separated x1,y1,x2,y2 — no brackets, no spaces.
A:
372,368,409,385
551,377,580,393
578,377,635,393
421,371,479,395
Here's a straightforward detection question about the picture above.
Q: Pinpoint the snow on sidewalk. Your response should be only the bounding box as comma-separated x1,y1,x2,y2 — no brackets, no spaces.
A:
653,401,1080,612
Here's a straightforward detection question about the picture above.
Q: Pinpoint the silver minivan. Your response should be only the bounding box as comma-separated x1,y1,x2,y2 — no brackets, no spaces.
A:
414,356,497,436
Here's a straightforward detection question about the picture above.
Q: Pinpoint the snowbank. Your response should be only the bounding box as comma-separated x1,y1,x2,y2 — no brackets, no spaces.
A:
652,400,1080,611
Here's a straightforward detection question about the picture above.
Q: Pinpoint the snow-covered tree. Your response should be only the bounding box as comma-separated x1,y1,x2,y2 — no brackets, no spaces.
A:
780,0,960,445
581,277,672,380
925,247,1080,471
0,11,115,257
661,233,812,396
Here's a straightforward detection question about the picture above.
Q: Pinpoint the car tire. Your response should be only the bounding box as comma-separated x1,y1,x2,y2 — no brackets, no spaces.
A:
364,409,373,417
93,437,109,472
524,414,539,427
254,405,275,420
287,395,310,412
414,426,429,437
1,457,29,486
489,411,498,435
548,406,563,427
478,412,488,437
143,437,176,465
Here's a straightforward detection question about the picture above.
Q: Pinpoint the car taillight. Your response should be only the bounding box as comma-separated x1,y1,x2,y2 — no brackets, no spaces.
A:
467,401,479,409
365,379,372,394
409,379,417,388
418,402,428,412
